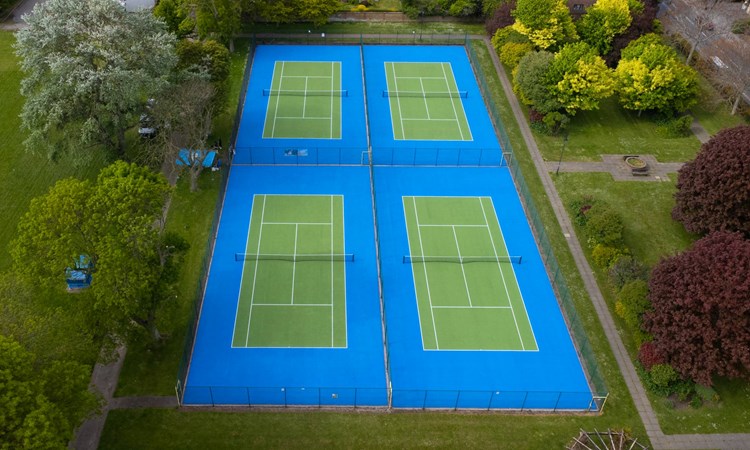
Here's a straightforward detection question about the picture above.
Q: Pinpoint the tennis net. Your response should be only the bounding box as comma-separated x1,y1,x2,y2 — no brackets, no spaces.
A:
235,253,355,262
262,89,348,97
402,255,522,264
382,90,468,99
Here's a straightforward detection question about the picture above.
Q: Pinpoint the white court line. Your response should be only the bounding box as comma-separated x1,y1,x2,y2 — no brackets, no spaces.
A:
245,195,268,347
402,118,462,122
479,197,524,350
264,221,332,225
253,303,333,307
275,116,332,120
412,197,440,349
281,75,334,79
291,224,298,305
451,225,473,307
394,76,447,80
433,305,513,309
302,77,309,118
389,62,407,140
440,62,465,141
330,61,334,139
270,62,286,138
419,78,431,120
330,195,334,346
419,224,486,227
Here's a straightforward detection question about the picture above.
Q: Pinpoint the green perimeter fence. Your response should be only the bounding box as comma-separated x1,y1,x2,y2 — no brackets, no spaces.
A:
176,36,608,411
464,41,608,406
248,32,473,46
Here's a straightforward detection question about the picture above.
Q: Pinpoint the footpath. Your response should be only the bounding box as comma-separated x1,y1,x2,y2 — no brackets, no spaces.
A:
67,34,749,450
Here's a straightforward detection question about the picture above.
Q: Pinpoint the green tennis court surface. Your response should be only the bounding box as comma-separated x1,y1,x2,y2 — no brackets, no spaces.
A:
385,62,472,141
262,61,343,139
403,196,537,351
232,194,347,348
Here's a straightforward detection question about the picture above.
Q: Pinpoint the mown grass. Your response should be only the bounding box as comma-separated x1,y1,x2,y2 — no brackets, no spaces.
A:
245,20,485,36
0,32,110,271
689,76,748,137
115,41,250,396
101,38,649,447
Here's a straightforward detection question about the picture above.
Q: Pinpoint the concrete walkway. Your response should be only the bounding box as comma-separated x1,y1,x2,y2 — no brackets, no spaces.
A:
484,36,750,449
547,155,684,181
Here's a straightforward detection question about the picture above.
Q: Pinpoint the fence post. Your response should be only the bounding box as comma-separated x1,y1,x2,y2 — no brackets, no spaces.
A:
209,387,215,407
422,390,428,409
520,391,528,411
553,392,562,412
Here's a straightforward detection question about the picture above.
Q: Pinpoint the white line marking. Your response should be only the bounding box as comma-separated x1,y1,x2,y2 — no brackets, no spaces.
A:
302,76,309,118
291,224,298,305
433,305,513,309
252,303,333,307
390,62,406,140
330,195,334,346
440,62,465,141
419,223,485,227
451,225,473,307
245,194,268,347
479,197,524,350
419,78,431,120
330,61,334,139
263,221,333,225
412,197,440,349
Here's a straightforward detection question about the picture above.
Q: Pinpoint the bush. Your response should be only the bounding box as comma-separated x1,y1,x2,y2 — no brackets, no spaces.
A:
569,196,597,226
592,244,625,269
584,203,625,248
614,279,650,329
641,363,695,399
638,341,663,370
608,255,648,290
485,1,516,35
498,42,534,69
660,115,693,137
542,111,570,134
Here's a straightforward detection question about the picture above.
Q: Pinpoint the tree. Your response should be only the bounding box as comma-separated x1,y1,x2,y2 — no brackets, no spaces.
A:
606,0,658,67
0,334,98,449
153,79,219,192
296,0,340,25
545,42,615,114
511,0,577,51
485,0,516,36
15,0,177,159
643,231,750,386
665,0,731,64
672,125,750,237
577,0,632,55
615,33,699,115
176,39,231,106
11,162,186,344
708,40,750,115
513,50,561,113
195,0,242,52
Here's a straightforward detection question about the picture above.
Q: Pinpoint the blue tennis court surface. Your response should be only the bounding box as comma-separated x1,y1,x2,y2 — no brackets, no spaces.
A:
364,46,502,166
234,45,368,165
182,44,599,410
183,166,387,406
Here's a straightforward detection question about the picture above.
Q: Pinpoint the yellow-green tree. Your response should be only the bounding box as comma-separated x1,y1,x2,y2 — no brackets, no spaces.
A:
615,34,699,115
546,42,615,114
577,0,632,55
511,0,577,51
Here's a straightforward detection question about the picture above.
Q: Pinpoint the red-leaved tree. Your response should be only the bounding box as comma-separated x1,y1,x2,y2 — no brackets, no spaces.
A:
672,125,750,238
643,232,750,386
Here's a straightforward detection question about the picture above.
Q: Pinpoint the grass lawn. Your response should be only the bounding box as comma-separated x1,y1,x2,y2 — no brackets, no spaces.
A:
101,408,647,450
554,172,750,433
245,20,485,36
0,32,109,271
115,40,250,396
689,76,748,137
102,38,649,446
532,98,702,163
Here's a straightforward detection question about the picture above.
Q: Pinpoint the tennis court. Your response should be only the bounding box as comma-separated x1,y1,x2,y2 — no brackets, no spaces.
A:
232,194,347,348
404,196,536,351
262,61,343,139
385,62,472,141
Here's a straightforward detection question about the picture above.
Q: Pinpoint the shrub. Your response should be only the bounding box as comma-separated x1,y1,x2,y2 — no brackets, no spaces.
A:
584,203,625,248
638,341,663,370
650,364,679,390
661,115,693,137
542,111,570,133
569,195,597,226
614,279,649,329
608,255,648,290
485,1,516,36
592,244,625,269
498,42,535,69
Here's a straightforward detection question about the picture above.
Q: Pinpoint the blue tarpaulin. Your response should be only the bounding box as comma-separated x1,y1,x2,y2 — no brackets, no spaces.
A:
176,149,217,168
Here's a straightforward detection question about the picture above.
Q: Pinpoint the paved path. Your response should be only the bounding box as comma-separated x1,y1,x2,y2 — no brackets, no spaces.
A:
547,155,684,181
484,36,750,450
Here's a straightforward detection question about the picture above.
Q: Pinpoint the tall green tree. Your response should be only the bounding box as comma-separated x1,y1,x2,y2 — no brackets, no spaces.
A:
546,42,615,114
11,162,187,344
513,50,561,113
511,0,577,51
614,34,698,115
577,0,632,55
0,334,98,449
15,0,177,159
194,0,242,52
